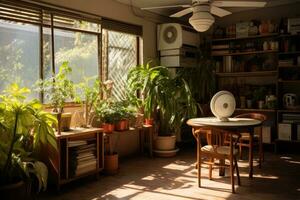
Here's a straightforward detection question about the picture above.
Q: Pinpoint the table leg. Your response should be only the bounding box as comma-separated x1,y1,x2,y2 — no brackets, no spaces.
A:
249,130,254,178
219,130,225,176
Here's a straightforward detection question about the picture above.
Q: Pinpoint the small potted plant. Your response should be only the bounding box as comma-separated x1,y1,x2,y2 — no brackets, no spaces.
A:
95,101,118,133
0,84,57,199
253,87,267,109
36,61,75,134
114,101,135,131
75,76,102,128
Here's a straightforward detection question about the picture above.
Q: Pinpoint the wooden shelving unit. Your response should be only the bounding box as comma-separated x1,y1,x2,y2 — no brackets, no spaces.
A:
212,33,278,42
235,108,276,112
278,51,300,55
216,71,277,77
212,50,277,57
213,33,279,145
45,128,104,190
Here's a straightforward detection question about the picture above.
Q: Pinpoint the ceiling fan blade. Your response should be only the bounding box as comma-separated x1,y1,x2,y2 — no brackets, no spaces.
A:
210,6,232,17
170,8,192,18
141,5,190,10
212,1,267,8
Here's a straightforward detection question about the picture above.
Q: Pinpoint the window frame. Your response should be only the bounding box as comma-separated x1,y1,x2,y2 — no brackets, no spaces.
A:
0,0,142,104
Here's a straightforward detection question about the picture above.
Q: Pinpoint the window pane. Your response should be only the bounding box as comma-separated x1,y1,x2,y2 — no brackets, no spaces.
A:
54,29,98,85
105,30,137,101
0,20,40,99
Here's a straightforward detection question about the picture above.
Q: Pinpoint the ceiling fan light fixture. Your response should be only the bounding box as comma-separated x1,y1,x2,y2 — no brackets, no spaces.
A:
189,10,215,32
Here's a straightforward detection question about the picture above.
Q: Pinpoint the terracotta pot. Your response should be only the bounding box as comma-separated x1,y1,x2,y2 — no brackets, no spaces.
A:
144,118,154,125
0,181,30,200
102,123,115,133
104,153,118,175
115,119,129,131
154,135,176,151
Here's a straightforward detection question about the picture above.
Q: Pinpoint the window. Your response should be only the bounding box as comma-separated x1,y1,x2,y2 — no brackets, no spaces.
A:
102,30,138,101
0,20,40,99
0,1,142,103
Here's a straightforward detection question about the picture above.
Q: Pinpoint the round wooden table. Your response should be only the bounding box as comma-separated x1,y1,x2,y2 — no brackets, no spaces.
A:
187,117,262,178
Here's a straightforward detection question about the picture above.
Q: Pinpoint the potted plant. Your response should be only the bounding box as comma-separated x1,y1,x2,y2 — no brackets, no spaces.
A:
75,76,102,128
95,101,118,133
0,84,57,199
104,131,120,175
113,101,135,131
253,87,267,109
36,62,75,134
127,62,162,125
128,63,198,156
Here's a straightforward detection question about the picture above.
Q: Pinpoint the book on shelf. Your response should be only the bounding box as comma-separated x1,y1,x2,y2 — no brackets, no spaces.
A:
68,141,97,177
68,140,88,147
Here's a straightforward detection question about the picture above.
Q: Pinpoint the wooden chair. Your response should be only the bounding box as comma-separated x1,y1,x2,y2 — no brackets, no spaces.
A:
234,113,267,168
193,127,241,193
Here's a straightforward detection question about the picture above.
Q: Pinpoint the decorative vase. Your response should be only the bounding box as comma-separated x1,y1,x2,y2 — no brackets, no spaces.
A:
258,100,264,109
246,99,252,108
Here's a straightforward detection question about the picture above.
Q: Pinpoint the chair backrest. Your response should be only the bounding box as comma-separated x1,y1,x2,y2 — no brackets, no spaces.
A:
234,113,267,122
195,128,223,147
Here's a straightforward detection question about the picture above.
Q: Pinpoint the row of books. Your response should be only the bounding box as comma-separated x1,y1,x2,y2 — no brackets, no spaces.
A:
68,140,97,177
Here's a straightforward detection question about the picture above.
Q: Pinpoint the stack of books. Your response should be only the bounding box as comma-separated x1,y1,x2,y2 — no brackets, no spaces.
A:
68,140,97,177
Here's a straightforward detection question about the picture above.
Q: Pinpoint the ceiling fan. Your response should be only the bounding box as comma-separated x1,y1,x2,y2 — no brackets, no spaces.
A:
141,0,267,32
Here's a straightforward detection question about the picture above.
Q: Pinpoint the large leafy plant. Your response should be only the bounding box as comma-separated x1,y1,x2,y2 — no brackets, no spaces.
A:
0,84,57,192
127,62,198,135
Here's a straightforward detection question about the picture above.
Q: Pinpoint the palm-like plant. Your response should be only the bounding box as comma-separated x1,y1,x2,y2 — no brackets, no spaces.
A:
127,62,198,135
0,84,57,192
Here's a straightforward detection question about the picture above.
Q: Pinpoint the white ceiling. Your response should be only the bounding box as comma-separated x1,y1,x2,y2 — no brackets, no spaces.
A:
116,0,300,19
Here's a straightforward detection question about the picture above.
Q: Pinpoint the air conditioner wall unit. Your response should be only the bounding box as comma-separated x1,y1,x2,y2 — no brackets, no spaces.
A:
157,23,200,51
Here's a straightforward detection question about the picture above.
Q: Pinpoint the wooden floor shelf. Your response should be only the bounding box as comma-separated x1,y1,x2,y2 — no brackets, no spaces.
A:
45,128,104,190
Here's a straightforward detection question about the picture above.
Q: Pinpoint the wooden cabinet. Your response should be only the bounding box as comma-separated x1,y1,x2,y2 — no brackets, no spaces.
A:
46,128,104,190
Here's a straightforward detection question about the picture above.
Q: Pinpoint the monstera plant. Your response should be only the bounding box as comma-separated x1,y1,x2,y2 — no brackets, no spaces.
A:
0,84,57,199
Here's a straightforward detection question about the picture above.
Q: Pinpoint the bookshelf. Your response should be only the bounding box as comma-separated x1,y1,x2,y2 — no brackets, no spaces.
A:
46,128,104,190
212,32,279,144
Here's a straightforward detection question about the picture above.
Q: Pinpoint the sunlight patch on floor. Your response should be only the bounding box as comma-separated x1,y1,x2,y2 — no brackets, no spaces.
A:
163,163,191,171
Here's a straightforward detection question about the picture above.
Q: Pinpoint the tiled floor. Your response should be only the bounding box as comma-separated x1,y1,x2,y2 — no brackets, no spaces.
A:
40,148,300,200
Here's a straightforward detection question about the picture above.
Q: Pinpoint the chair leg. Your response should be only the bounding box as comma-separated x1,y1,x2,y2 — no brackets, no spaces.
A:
234,157,241,186
259,126,263,169
197,134,201,188
230,157,235,193
209,158,213,180
239,141,243,160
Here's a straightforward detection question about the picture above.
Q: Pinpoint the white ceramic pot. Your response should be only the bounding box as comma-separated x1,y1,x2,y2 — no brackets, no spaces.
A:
154,135,176,151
